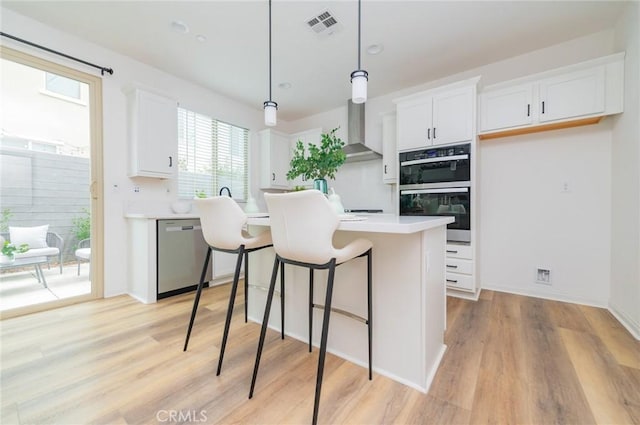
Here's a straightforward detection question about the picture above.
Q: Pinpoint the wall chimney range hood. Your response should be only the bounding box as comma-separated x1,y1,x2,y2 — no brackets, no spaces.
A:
344,99,381,162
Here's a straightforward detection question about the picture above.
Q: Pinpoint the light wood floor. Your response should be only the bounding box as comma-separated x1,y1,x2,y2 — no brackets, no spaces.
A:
1,285,639,424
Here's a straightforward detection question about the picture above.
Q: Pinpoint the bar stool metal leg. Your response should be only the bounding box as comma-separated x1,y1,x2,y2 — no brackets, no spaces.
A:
308,268,314,352
312,258,336,425
280,262,285,339
216,245,245,376
249,256,281,399
244,251,249,323
183,247,212,351
367,249,373,380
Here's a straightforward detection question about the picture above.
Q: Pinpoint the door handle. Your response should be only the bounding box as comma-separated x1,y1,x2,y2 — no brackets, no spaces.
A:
169,156,173,167
272,173,276,181
427,128,431,140
433,127,436,139
541,101,545,114
384,164,388,174
527,104,530,117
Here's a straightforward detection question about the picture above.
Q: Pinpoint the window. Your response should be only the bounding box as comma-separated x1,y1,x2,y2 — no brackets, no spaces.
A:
45,72,81,99
178,107,248,201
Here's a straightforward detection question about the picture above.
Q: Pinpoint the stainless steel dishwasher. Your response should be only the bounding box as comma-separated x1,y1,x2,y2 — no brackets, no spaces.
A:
157,219,212,299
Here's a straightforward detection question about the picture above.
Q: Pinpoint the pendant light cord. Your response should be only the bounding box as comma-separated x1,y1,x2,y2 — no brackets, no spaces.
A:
268,0,272,102
357,0,361,70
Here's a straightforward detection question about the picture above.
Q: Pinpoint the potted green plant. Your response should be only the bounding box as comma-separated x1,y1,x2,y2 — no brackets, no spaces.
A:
1,240,29,264
286,128,347,194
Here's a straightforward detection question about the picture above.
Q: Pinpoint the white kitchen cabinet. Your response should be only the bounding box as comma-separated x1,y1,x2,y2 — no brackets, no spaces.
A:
381,112,397,184
479,83,534,132
127,89,177,178
395,82,476,151
259,129,291,190
538,66,605,122
479,53,623,137
289,128,322,188
445,242,475,293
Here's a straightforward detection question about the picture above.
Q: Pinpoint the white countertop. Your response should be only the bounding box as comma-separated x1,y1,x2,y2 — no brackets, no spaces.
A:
247,214,454,234
125,213,201,220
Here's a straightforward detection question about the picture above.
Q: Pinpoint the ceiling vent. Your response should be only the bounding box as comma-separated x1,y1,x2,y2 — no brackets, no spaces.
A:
306,10,342,37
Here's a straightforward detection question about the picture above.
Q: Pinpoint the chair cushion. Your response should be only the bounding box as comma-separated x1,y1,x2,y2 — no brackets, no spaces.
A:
14,247,59,259
75,248,91,260
9,225,49,249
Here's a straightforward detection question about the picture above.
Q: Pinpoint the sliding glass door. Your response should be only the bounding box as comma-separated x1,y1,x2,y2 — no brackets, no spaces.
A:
0,46,103,317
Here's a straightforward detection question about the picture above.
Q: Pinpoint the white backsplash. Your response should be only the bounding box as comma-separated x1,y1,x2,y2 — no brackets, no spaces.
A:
331,159,396,213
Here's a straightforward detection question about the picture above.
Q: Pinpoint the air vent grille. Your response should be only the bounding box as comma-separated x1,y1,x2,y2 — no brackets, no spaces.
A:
305,9,342,37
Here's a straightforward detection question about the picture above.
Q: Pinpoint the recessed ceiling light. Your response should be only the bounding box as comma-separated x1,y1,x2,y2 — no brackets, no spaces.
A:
278,82,292,90
171,20,189,34
367,44,384,55
196,34,207,43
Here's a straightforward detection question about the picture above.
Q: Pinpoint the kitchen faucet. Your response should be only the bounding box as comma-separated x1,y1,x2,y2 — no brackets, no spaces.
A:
219,186,232,197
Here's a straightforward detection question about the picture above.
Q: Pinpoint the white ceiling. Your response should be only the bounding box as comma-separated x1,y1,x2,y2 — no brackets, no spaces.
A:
2,1,628,121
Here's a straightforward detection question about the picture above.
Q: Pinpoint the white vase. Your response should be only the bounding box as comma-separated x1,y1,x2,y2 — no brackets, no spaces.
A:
0,254,14,265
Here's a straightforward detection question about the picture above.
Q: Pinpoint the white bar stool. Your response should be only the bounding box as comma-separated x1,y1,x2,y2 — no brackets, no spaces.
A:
249,190,373,425
183,196,273,376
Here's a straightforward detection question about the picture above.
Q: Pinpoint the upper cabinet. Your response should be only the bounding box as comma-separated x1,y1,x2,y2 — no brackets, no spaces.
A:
479,53,624,138
127,88,178,178
259,129,291,190
395,79,478,151
381,112,397,184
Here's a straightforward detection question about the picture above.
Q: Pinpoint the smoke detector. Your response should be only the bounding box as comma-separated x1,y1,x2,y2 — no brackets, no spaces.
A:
305,10,343,38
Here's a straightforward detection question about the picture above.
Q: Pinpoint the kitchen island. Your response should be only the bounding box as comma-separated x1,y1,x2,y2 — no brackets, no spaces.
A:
246,214,453,393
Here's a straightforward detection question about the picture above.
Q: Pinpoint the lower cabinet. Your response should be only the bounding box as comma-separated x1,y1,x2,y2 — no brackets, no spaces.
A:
445,243,475,293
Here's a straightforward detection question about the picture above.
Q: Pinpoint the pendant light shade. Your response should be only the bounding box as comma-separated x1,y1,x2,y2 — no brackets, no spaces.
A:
264,100,277,127
264,0,277,127
351,0,368,104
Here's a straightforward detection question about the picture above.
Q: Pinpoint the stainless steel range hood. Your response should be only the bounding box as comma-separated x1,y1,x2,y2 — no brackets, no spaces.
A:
344,100,382,162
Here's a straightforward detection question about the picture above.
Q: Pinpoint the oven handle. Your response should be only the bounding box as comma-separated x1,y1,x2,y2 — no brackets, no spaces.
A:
401,187,469,195
400,154,469,167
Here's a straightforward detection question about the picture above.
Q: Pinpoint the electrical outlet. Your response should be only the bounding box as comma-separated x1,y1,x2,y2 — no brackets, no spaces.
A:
561,181,571,193
133,186,140,193
536,268,551,285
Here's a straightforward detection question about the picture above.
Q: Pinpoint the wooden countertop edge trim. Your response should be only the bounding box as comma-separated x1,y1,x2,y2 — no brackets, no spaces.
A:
478,116,602,140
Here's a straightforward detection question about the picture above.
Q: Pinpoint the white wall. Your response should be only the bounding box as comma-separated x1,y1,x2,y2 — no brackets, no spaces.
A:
289,29,618,306
610,2,640,337
1,8,270,297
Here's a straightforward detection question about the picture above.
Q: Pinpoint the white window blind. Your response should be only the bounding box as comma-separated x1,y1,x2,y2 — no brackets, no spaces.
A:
177,108,248,200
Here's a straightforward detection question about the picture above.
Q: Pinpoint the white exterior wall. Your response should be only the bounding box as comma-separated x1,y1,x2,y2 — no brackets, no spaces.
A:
610,2,640,338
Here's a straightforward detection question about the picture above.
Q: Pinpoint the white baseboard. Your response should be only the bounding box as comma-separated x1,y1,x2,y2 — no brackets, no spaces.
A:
481,283,607,308
447,287,481,301
608,301,640,341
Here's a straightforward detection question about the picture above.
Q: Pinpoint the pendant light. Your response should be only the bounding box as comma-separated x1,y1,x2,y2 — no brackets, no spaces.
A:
264,0,277,126
350,0,368,104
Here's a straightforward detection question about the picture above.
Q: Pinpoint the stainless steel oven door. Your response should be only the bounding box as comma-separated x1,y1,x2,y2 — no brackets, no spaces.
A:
399,185,471,242
399,144,471,186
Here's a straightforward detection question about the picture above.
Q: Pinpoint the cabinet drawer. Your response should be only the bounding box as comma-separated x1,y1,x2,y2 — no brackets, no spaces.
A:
446,272,474,291
446,244,472,260
445,257,473,275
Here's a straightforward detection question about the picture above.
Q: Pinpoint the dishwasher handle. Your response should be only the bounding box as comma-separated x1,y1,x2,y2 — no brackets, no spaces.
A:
165,225,202,232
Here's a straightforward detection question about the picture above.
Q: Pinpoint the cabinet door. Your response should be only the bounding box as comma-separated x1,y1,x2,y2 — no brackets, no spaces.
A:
479,84,534,132
538,66,605,123
260,130,290,189
290,128,322,188
431,86,473,146
381,113,397,184
397,100,432,151
131,90,177,177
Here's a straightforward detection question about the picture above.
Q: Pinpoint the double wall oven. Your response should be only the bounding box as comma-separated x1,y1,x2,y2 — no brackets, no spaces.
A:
399,143,471,242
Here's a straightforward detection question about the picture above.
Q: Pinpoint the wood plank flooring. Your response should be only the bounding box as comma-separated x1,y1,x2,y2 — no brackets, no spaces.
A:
1,285,639,424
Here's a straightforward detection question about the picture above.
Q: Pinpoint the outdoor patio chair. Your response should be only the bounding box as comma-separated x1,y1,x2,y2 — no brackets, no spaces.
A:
75,238,91,275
